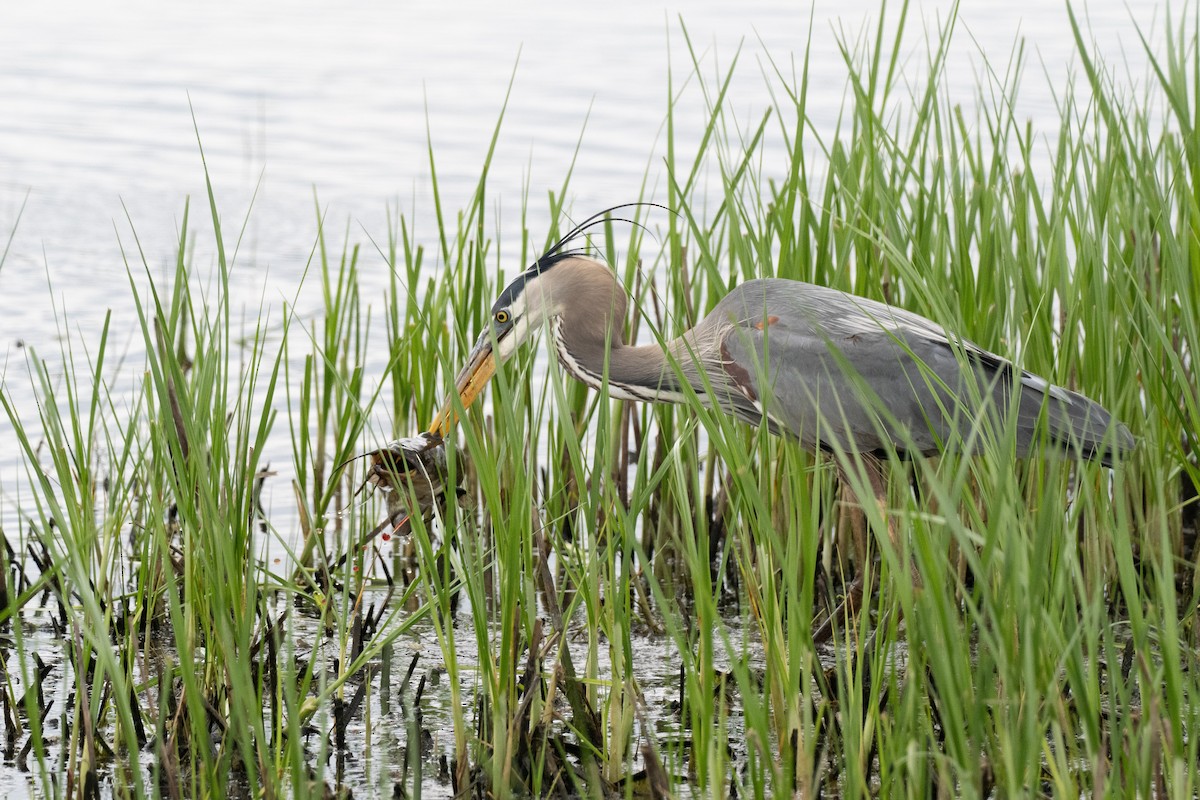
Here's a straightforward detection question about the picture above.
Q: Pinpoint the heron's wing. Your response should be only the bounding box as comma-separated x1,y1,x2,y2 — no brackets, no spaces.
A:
779,284,1080,403
704,279,1132,460
791,285,1131,455
716,317,971,452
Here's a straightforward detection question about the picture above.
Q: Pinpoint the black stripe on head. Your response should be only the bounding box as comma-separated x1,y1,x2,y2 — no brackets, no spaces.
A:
491,203,671,313
492,250,578,312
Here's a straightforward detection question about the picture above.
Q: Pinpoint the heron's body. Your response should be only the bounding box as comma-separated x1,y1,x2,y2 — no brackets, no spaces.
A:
664,278,1129,462
431,219,1134,467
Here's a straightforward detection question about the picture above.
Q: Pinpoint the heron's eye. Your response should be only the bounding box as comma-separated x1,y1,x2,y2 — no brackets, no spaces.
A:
494,310,510,325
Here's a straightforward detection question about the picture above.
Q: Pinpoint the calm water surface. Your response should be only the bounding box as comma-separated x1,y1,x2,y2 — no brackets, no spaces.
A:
0,0,1158,542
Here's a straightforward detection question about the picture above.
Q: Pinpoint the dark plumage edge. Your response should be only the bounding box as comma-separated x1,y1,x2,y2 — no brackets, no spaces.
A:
492,203,672,312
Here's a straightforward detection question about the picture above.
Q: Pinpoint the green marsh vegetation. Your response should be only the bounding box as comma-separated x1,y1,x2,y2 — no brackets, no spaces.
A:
1,6,1198,798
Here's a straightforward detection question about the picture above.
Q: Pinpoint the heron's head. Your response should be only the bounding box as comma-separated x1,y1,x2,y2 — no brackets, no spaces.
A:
428,252,608,434
428,205,658,436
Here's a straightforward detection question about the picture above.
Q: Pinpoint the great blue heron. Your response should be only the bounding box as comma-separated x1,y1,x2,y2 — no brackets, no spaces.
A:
423,211,1134,638
428,214,1135,470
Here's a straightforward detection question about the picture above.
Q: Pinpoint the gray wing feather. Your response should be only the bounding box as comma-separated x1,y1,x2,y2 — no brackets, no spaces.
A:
694,279,1133,463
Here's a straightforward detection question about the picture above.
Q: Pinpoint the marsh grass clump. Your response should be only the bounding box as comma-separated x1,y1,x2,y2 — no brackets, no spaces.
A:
0,5,1198,799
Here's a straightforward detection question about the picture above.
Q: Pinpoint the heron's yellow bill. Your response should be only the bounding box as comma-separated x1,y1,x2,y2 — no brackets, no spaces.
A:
428,341,497,436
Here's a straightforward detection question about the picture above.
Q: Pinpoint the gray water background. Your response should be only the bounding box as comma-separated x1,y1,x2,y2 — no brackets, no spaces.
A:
0,0,1158,546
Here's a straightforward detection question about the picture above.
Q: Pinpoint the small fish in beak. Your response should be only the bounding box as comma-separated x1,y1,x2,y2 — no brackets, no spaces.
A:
348,329,499,539
348,432,465,538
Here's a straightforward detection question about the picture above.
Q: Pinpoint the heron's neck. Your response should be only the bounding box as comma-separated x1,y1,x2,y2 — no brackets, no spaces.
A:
551,316,690,404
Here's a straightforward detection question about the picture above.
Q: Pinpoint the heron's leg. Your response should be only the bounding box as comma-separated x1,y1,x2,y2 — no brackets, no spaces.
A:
862,455,897,551
814,467,871,644
814,457,923,645
838,478,871,578
922,465,966,593
864,455,923,589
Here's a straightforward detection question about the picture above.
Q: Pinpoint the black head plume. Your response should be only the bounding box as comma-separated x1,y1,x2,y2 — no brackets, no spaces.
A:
493,203,672,311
